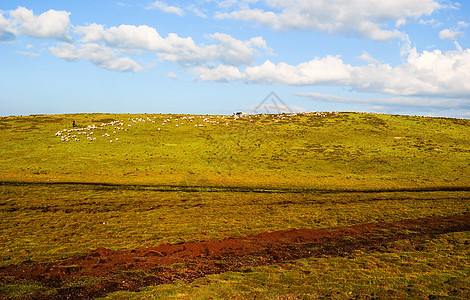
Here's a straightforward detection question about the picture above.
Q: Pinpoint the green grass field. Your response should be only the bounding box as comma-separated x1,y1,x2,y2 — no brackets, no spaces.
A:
1,112,469,188
1,112,469,299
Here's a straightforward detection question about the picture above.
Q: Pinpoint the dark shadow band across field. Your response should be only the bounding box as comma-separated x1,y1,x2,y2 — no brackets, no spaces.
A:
1,213,469,299
2,181,470,194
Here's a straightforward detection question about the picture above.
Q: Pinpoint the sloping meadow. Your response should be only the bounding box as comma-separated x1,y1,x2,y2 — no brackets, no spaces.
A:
1,112,469,188
0,112,469,298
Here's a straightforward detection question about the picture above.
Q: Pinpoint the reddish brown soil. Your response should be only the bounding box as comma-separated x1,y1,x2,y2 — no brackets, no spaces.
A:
1,213,469,299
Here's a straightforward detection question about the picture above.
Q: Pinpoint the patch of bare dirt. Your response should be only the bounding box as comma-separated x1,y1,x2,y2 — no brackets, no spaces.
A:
1,213,469,299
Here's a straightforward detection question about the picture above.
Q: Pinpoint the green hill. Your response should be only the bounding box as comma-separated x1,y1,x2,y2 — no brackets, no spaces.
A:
0,112,469,299
1,112,468,189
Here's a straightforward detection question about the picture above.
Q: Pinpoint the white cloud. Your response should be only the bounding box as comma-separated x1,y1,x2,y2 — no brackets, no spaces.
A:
245,57,353,85
357,52,379,64
419,18,442,27
218,8,278,27
193,56,352,83
187,5,207,18
75,24,268,66
76,24,165,50
216,0,441,41
8,7,71,40
204,33,268,66
439,21,468,40
0,11,15,41
50,42,144,72
0,11,8,30
216,0,440,41
439,29,464,40
194,47,470,98
192,64,244,81
146,1,184,16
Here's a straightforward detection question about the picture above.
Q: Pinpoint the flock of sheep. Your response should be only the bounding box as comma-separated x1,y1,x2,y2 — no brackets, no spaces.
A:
55,120,125,143
54,115,234,143
54,112,338,143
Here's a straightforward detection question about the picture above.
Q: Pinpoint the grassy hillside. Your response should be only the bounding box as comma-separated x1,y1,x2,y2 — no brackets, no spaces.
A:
0,112,469,299
1,112,469,189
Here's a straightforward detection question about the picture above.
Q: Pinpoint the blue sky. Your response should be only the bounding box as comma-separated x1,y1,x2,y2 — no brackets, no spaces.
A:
1,0,469,118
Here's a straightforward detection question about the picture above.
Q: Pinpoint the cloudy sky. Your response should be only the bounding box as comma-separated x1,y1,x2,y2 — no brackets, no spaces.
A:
1,0,469,118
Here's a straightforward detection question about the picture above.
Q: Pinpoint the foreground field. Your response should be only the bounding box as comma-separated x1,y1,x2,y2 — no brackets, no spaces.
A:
0,112,469,299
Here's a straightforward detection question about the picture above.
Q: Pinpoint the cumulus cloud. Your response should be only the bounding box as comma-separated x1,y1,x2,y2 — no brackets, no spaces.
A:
245,57,353,85
439,21,468,40
194,47,470,98
75,24,268,66
76,24,165,49
193,56,352,84
439,29,463,40
216,0,440,41
203,33,268,66
146,1,184,16
50,42,144,72
8,7,71,40
192,64,244,81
